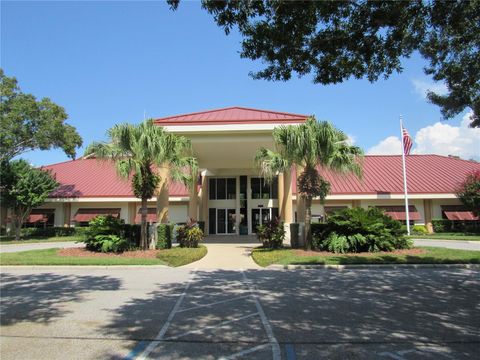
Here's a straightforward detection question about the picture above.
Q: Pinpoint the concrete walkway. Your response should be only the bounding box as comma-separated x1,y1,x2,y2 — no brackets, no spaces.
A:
413,239,480,251
183,235,261,269
0,241,84,253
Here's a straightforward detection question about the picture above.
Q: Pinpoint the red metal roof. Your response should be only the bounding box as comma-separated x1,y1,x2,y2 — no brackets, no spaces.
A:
292,155,480,195
73,208,121,222
43,155,479,199
154,106,309,126
43,159,188,198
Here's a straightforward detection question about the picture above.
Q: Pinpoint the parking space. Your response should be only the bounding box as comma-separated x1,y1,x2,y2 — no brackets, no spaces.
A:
1,267,478,359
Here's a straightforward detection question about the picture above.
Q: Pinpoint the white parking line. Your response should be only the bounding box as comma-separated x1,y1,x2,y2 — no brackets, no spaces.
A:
164,312,259,340
241,270,281,360
219,343,271,360
176,295,250,313
136,269,197,360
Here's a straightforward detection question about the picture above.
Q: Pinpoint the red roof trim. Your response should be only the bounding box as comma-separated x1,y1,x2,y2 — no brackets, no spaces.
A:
155,119,306,126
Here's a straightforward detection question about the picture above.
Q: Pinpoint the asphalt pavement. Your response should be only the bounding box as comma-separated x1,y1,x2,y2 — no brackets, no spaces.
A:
1,266,478,359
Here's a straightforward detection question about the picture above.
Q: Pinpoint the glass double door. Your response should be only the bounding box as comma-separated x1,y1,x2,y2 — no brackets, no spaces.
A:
251,207,279,233
209,208,236,234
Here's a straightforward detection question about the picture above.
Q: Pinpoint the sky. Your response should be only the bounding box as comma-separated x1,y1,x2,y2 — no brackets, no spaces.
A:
2,1,479,166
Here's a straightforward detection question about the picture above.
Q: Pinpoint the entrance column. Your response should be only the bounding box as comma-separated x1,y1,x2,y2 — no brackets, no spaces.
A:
128,202,136,224
156,165,169,223
200,175,209,234
278,173,284,221
424,199,433,233
188,180,198,220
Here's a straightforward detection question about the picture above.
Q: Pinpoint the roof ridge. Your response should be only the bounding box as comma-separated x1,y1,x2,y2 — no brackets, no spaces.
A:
154,106,308,122
41,158,84,168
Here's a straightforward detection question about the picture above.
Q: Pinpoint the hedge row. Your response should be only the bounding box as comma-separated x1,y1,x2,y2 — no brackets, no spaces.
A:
432,219,480,233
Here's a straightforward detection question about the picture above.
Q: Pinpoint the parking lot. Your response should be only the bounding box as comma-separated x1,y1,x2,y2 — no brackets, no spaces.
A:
1,266,479,359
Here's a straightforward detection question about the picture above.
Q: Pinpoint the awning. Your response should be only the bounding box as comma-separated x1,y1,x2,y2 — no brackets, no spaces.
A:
26,209,54,223
135,208,157,224
377,206,421,221
441,206,479,221
73,208,121,222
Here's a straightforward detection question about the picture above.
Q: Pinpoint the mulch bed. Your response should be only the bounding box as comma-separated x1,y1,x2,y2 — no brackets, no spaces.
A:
58,248,161,258
293,248,426,257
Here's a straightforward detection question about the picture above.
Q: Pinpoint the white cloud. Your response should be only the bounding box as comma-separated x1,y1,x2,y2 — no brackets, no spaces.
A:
367,112,480,160
367,136,402,155
411,78,448,99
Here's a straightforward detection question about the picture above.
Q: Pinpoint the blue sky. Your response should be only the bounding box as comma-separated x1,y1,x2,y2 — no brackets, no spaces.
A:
2,1,478,165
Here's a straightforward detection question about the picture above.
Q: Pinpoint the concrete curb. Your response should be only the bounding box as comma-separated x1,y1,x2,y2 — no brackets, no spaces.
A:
266,263,480,270
0,265,171,270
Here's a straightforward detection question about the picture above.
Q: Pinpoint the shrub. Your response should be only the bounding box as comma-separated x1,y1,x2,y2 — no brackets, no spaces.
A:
256,219,285,249
20,226,77,238
315,207,411,253
432,219,451,232
412,225,428,235
157,223,172,249
83,215,130,252
122,224,141,247
177,225,203,248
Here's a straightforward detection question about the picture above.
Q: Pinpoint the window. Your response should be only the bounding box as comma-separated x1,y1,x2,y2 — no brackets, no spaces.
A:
251,177,278,199
209,178,236,200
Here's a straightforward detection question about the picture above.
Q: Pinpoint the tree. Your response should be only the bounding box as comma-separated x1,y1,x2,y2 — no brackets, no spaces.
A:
169,0,479,127
456,170,480,217
0,69,83,161
255,118,363,250
85,120,193,250
0,160,59,240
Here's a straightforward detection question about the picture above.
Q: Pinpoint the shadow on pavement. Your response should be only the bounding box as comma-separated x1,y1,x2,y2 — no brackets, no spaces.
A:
0,272,121,326
101,268,479,359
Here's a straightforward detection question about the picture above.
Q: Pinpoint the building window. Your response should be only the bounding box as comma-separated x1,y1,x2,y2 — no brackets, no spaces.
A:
251,177,278,199
209,178,236,200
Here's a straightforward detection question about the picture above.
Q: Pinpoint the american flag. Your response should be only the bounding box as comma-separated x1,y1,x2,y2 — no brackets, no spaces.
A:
402,127,413,155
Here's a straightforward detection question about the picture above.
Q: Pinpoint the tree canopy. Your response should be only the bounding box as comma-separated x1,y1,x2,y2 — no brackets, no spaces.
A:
456,170,480,217
169,0,479,127
0,160,59,240
0,69,83,161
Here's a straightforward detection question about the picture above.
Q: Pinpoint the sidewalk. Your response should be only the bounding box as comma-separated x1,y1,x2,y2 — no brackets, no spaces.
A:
0,241,84,253
183,236,261,269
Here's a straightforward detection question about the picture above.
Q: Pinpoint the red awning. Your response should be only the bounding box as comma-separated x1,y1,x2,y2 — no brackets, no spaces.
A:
377,206,421,221
135,208,157,224
26,209,54,223
73,208,121,222
441,206,479,221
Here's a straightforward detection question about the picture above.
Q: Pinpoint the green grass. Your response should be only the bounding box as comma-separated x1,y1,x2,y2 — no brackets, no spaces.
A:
0,235,82,244
0,245,207,266
252,247,480,267
157,245,208,267
408,233,480,241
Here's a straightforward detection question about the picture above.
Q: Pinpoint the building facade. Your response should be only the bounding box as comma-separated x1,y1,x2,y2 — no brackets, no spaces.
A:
13,107,480,234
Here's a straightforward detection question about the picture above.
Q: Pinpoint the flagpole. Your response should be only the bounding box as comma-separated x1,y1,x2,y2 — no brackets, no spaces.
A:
400,116,411,235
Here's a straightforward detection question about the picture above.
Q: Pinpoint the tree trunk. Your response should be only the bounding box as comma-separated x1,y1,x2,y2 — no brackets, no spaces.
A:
14,218,21,241
304,197,313,251
140,197,148,250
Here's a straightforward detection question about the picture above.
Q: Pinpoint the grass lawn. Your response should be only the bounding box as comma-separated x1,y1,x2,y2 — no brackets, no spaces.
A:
0,245,207,267
157,245,208,267
0,235,82,245
252,247,480,267
408,233,480,241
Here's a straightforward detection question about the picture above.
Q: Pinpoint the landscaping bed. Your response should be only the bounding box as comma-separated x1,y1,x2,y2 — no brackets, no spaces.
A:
252,247,480,267
0,245,207,267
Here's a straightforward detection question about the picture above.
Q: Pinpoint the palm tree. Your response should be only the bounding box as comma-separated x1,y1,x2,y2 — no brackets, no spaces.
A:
85,120,193,250
255,117,363,250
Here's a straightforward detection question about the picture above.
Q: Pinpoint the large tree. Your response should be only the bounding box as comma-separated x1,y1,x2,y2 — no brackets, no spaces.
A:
1,160,59,240
0,69,83,161
456,170,480,217
85,120,194,250
255,118,363,250
169,0,479,127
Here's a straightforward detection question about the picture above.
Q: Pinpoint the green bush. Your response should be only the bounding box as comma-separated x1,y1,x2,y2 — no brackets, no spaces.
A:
256,219,285,249
122,224,141,247
412,225,428,235
432,219,451,232
20,226,77,238
157,223,172,249
314,207,411,253
83,216,131,253
177,225,204,248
